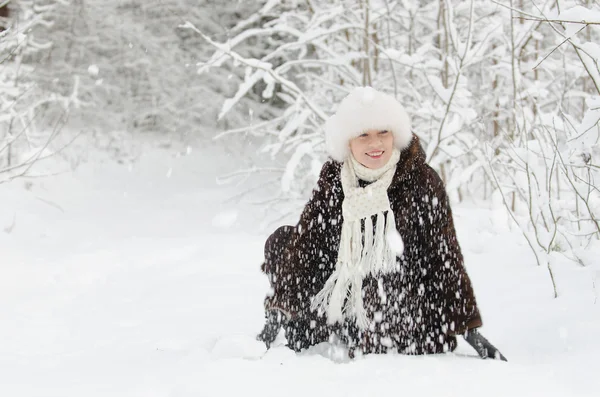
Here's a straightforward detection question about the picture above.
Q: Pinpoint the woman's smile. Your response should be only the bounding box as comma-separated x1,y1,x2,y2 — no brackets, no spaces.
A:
366,150,384,158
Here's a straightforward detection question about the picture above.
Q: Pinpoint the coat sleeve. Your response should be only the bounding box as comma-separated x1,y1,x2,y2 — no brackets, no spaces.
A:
416,165,482,337
262,160,341,318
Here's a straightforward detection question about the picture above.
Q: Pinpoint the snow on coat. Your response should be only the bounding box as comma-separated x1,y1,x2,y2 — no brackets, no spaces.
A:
261,135,482,355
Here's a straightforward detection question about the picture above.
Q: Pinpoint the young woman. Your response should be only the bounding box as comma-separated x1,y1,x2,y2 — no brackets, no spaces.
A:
257,87,506,360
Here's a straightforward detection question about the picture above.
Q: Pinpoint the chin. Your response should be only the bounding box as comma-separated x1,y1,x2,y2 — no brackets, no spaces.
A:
364,159,384,169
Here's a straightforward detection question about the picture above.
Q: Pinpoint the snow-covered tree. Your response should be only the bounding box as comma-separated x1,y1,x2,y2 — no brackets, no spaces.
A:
0,0,79,183
477,0,600,294
196,0,600,288
26,0,275,147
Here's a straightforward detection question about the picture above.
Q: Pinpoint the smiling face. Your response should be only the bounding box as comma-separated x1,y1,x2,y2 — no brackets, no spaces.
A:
349,129,394,169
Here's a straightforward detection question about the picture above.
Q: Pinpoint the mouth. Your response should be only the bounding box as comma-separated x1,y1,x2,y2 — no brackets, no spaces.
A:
366,151,384,159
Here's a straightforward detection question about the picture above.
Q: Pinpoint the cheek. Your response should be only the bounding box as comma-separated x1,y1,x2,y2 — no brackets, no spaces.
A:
385,135,395,151
350,141,366,158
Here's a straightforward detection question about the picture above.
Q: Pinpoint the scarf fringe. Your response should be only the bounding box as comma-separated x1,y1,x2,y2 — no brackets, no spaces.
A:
310,210,401,329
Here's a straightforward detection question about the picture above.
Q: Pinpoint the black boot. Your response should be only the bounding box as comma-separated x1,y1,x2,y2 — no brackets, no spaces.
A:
256,309,288,349
464,328,507,361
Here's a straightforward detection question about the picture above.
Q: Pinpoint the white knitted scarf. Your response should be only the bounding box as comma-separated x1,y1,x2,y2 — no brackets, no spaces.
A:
311,149,402,330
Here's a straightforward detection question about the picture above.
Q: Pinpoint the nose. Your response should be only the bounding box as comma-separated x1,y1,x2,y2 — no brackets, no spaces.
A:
367,135,383,147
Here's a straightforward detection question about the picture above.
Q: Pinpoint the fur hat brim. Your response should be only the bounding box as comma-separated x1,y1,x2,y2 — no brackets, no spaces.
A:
324,87,412,162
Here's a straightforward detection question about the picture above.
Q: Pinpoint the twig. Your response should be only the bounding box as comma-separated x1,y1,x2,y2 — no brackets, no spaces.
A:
427,0,474,162
486,151,543,267
532,26,587,70
518,17,600,25
35,196,65,213
183,22,328,122
3,214,16,234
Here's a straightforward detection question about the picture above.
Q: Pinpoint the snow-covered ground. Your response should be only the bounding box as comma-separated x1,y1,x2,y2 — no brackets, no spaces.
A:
1,141,599,397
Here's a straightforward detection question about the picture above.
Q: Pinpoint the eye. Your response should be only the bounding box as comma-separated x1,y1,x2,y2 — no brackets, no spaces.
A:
359,133,368,138
379,130,389,134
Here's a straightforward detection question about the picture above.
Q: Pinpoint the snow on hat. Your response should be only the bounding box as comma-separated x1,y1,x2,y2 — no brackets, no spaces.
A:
324,86,412,162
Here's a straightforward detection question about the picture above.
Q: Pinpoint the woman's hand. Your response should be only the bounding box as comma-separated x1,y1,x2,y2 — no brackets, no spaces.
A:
464,328,508,361
256,308,290,349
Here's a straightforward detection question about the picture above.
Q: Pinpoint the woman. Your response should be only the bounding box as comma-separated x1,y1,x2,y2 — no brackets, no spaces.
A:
257,87,506,360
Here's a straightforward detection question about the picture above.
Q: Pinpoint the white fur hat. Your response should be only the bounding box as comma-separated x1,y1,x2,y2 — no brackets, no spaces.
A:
324,87,412,162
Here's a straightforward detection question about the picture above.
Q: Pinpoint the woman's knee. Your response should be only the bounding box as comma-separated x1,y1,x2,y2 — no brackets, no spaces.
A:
284,318,332,352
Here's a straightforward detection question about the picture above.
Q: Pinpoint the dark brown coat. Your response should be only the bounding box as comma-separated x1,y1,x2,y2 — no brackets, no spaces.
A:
261,135,482,355
0,4,9,32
